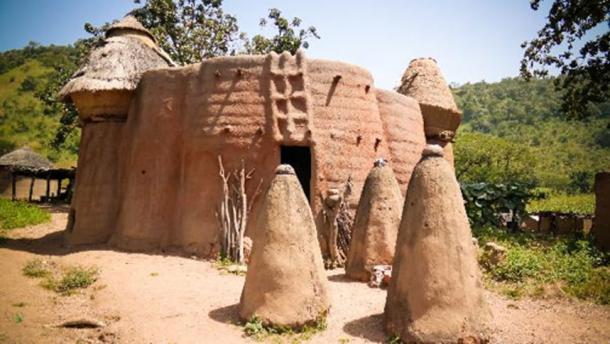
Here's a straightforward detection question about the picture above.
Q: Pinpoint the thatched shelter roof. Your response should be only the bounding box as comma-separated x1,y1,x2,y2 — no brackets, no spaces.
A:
397,57,460,114
58,16,175,102
0,146,52,172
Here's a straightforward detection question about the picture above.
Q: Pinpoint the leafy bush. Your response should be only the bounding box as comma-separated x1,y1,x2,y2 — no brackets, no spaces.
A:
0,199,50,230
474,226,609,304
527,193,595,215
461,182,534,227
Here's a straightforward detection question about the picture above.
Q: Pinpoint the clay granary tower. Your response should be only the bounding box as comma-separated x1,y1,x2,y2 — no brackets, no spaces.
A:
60,15,460,257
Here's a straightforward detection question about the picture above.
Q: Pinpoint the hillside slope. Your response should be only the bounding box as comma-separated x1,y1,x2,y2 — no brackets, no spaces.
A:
0,43,79,167
452,77,610,192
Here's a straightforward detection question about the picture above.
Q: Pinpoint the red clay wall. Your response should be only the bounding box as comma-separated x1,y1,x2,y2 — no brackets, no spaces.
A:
375,89,426,195
69,54,428,257
66,122,123,245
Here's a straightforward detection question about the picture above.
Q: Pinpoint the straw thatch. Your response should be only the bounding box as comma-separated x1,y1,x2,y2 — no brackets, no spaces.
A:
106,15,156,42
0,146,52,172
58,16,175,101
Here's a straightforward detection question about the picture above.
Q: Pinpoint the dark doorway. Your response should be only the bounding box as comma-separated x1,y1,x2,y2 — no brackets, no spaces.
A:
280,146,311,201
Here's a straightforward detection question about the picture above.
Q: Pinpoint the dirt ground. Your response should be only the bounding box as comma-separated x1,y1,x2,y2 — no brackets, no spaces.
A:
1,210,609,344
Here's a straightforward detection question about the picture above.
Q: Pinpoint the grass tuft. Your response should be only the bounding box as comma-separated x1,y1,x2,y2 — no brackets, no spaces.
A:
243,315,327,342
22,258,52,278
22,258,98,295
42,266,98,295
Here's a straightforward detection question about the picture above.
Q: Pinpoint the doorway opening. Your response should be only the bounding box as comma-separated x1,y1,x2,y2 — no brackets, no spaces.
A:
280,146,311,202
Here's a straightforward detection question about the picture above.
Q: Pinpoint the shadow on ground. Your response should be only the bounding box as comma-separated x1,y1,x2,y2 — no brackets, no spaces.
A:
343,313,386,342
208,303,241,325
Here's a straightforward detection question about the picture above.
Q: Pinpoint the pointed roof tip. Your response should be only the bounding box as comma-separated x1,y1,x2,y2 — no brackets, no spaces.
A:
398,56,459,114
373,158,388,167
275,164,296,175
409,57,438,64
106,14,156,43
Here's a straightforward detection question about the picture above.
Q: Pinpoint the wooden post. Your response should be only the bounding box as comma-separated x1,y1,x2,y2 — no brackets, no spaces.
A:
45,173,51,201
11,173,16,201
57,178,62,199
28,177,35,202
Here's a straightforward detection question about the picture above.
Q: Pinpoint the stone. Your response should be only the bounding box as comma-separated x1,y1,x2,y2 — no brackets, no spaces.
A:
345,162,403,281
384,146,491,343
368,265,392,288
482,242,507,267
239,164,330,328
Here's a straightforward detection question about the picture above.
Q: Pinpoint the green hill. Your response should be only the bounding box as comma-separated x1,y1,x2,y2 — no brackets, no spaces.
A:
452,77,610,193
0,43,79,167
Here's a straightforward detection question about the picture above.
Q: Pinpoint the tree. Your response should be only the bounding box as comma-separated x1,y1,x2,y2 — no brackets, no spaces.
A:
36,35,104,152
131,0,242,64
520,0,610,119
244,8,320,55
454,130,538,186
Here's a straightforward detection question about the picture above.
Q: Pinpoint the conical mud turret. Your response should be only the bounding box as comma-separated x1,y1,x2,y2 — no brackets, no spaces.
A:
239,164,330,328
397,58,461,141
345,159,403,281
385,145,491,343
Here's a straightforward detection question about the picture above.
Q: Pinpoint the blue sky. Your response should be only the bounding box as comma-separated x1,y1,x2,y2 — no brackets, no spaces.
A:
0,1,603,89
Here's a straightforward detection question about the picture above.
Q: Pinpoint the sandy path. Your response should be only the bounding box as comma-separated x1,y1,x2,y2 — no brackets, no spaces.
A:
1,211,609,343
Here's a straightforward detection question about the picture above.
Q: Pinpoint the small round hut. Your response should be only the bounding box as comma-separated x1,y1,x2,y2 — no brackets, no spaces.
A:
0,146,53,201
59,15,175,245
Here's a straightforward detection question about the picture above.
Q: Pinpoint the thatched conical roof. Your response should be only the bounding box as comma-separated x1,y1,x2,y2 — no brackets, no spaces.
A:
106,15,156,42
58,15,175,101
0,146,52,171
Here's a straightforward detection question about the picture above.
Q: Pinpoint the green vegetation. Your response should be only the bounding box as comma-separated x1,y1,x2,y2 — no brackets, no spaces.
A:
243,315,327,342
215,256,247,275
453,77,610,194
0,199,50,230
520,0,609,119
42,266,98,295
0,42,80,165
22,258,53,278
527,193,595,215
474,226,609,304
13,313,23,324
461,182,533,226
22,258,98,295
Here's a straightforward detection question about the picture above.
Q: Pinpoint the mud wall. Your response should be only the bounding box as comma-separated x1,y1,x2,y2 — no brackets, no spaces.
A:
70,53,430,257
375,89,426,195
110,56,279,255
66,122,123,245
